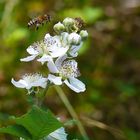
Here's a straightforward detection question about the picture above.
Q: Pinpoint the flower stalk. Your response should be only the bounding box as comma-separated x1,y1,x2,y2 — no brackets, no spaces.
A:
54,86,89,140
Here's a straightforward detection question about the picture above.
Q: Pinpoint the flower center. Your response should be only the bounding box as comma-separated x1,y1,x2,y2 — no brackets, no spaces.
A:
44,36,58,47
22,73,42,83
59,60,80,78
33,41,49,55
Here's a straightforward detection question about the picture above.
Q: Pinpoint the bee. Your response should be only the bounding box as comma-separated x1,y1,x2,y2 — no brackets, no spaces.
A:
28,14,51,30
74,17,85,29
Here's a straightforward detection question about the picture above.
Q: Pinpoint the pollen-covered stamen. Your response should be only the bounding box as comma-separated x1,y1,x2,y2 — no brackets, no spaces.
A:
59,60,80,78
33,41,49,55
22,73,44,84
44,36,59,47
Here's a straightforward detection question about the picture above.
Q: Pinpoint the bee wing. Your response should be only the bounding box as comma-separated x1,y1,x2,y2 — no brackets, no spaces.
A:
28,12,41,19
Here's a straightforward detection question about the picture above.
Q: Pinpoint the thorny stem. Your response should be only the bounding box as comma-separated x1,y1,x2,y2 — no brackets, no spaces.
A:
54,86,89,140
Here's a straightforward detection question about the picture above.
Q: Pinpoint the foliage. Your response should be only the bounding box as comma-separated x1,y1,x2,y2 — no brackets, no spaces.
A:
0,106,62,140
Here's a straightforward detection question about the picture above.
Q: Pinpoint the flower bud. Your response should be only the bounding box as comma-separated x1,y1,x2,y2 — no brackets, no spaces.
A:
68,33,81,45
53,22,65,34
63,17,78,32
63,17,75,27
80,30,88,40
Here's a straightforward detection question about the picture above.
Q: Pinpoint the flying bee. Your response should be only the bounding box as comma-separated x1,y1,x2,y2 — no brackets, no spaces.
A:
74,17,85,29
28,14,51,30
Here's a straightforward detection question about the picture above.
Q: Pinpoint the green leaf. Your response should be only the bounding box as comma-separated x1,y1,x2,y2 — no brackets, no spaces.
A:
15,106,62,140
0,125,32,140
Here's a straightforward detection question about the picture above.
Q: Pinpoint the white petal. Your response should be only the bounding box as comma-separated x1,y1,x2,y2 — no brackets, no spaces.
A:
20,55,37,62
48,74,62,85
11,78,27,88
47,60,59,73
55,54,67,70
69,48,78,57
64,77,86,93
27,46,39,55
47,127,67,140
69,43,82,57
49,47,68,58
44,33,51,39
37,54,52,64
53,36,62,46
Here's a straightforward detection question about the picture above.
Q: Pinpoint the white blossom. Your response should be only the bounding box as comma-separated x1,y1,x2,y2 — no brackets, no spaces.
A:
20,34,69,64
20,30,86,64
45,33,69,58
47,55,86,93
11,73,47,90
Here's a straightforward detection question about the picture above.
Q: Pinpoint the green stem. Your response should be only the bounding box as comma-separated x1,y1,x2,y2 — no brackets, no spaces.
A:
33,83,51,107
54,86,89,140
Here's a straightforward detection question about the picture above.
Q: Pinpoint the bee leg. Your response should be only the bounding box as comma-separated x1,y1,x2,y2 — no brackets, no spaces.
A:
36,24,40,30
36,26,39,30
42,22,44,26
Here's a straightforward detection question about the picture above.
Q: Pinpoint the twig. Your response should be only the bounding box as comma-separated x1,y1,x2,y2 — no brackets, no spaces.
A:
81,116,126,140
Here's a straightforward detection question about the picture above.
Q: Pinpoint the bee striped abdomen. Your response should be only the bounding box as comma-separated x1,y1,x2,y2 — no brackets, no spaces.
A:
27,14,51,30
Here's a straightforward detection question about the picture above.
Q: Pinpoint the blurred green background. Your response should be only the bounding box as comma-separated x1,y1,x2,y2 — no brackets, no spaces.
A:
0,0,140,140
